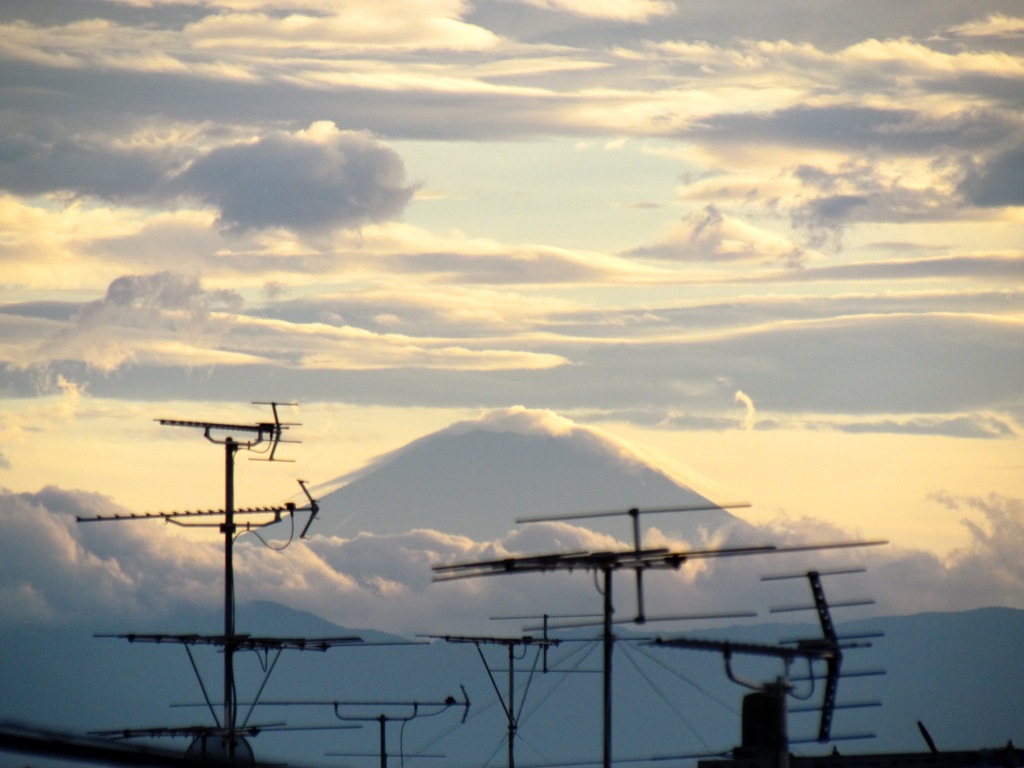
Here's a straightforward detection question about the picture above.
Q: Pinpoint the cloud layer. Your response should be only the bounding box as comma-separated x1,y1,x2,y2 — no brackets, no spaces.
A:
4,483,1021,635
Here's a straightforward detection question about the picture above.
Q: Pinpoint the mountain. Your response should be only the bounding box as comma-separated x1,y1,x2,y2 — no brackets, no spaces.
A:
2,602,1021,768
318,409,734,541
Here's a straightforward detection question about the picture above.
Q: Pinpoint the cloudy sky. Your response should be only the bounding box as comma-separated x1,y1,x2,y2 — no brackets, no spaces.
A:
1,0,1023,635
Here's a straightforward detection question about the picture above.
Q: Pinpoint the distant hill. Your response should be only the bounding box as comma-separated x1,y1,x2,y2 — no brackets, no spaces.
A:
2,602,1020,768
319,410,734,541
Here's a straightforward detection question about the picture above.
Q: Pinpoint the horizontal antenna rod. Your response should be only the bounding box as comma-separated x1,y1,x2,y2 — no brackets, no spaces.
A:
158,418,274,433
528,611,758,631
771,599,875,614
516,502,751,525
77,505,294,523
426,634,560,647
97,633,363,651
762,567,867,582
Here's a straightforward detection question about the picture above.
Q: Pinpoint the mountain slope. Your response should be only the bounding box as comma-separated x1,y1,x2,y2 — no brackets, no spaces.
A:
319,409,733,541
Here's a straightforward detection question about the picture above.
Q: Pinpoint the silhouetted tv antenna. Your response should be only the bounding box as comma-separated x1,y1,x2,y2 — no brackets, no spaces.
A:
426,633,559,768
516,503,752,625
435,520,886,768
491,612,600,673
76,403,341,764
250,693,468,768
652,569,883,768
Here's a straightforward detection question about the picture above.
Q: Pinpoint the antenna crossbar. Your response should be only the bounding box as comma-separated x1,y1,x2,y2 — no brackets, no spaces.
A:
431,544,783,582
76,505,294,524
771,599,875,614
89,724,273,741
532,611,759,631
99,633,363,652
515,502,751,525
654,636,837,661
427,634,560,648
762,567,867,582
158,419,274,434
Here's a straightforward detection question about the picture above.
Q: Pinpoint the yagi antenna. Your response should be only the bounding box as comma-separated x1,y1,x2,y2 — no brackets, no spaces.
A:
77,403,334,764
652,567,883,746
159,401,300,462
517,503,751,625
492,613,601,672
248,692,469,768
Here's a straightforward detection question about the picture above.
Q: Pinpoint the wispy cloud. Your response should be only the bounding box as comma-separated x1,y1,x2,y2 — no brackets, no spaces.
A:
734,390,756,431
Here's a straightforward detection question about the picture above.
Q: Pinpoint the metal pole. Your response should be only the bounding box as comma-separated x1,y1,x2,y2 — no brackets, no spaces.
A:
602,566,613,768
508,642,516,768
223,438,237,759
379,715,387,768
630,509,645,623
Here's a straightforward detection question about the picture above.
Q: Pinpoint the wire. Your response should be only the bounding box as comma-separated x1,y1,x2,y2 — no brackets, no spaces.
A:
399,702,463,768
390,695,478,765
236,509,296,551
514,646,543,724
622,640,737,715
184,644,220,728
619,642,713,752
789,658,818,701
400,716,408,768
517,640,600,731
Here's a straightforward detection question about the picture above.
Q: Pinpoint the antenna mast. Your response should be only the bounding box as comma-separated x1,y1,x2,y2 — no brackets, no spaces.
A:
77,402,333,764
157,402,297,756
428,634,558,768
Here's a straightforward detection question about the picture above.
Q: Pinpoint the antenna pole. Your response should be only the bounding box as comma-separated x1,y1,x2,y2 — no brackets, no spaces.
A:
629,509,646,624
602,564,613,768
223,437,238,761
508,643,516,768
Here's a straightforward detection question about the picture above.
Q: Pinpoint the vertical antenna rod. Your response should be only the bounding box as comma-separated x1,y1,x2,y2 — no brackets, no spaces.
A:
223,436,237,751
601,565,613,768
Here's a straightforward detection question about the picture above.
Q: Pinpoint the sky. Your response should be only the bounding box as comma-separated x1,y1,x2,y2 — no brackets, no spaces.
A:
0,0,1023,636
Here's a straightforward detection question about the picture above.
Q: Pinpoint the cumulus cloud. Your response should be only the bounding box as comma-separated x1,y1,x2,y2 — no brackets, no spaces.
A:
178,122,418,234
28,271,245,371
5,484,1023,635
627,205,809,267
0,120,419,236
0,487,220,624
788,160,963,249
926,492,1024,608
